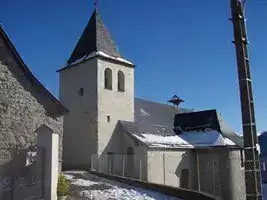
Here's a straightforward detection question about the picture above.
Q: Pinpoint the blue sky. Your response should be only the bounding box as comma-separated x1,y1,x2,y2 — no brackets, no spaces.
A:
1,0,266,134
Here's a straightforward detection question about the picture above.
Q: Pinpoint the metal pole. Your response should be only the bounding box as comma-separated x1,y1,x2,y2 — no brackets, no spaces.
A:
91,155,93,171
109,155,111,174
122,155,125,177
97,154,100,172
196,152,201,192
230,0,262,199
11,149,16,200
212,158,215,195
163,153,166,185
139,157,142,180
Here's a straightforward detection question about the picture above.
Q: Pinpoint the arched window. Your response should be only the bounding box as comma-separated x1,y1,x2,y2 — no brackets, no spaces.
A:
104,68,112,90
117,70,125,92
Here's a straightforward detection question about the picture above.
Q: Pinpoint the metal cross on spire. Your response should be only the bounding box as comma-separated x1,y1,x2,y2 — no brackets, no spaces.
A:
93,0,100,8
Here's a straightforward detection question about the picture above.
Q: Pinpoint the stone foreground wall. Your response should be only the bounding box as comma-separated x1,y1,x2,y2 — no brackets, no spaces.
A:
0,58,63,169
192,148,245,200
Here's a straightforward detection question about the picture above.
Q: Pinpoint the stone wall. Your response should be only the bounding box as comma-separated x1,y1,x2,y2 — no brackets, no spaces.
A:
0,44,63,168
145,147,245,200
192,148,245,200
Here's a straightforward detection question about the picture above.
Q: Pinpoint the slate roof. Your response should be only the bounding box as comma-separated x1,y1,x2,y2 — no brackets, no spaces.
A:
67,10,122,65
119,98,243,148
178,130,227,146
173,109,220,131
119,120,236,148
119,121,193,148
134,98,192,128
0,26,68,117
173,109,243,146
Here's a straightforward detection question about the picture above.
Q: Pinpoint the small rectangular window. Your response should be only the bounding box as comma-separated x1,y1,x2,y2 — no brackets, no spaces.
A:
107,115,111,122
78,88,84,96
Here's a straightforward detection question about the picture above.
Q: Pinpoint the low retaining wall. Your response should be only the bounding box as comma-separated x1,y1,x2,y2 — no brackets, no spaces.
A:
90,171,220,200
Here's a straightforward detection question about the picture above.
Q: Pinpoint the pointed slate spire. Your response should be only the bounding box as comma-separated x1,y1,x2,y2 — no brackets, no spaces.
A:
67,10,122,65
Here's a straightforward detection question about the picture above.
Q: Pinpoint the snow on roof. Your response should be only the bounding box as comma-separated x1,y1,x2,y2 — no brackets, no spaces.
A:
120,121,238,149
140,108,150,116
132,129,237,148
223,137,236,146
68,51,134,67
256,143,261,154
179,130,223,146
97,51,134,65
132,133,194,148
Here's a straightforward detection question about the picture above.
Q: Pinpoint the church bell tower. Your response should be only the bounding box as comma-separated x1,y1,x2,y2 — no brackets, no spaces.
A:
58,10,135,169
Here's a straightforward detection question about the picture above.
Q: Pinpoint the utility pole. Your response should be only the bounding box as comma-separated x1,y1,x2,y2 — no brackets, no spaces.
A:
230,0,262,199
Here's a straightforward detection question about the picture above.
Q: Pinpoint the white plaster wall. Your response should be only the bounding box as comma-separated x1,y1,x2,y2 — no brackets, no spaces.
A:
97,59,134,155
59,59,98,169
59,58,134,169
133,145,148,180
97,124,148,181
37,125,59,200
147,150,193,188
119,130,148,180
227,150,246,200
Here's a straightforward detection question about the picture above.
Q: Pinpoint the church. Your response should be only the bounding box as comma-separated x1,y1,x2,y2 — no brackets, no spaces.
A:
58,10,246,199
0,8,246,200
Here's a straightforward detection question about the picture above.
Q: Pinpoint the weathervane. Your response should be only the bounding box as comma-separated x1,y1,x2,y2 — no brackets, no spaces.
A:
167,95,184,107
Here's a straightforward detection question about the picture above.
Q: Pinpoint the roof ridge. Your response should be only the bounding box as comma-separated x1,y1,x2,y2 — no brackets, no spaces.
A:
120,120,173,129
135,97,179,108
135,97,192,112
176,108,216,116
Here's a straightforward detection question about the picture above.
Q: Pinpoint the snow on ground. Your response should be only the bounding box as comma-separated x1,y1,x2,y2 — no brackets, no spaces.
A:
64,171,182,200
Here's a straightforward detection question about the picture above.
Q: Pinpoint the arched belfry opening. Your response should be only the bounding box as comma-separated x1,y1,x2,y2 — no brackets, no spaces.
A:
104,68,112,90
118,70,125,92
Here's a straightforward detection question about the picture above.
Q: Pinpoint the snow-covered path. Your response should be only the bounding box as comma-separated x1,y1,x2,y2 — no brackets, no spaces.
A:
64,171,183,200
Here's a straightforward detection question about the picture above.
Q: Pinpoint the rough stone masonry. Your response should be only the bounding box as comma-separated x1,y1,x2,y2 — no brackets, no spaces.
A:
0,34,64,169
